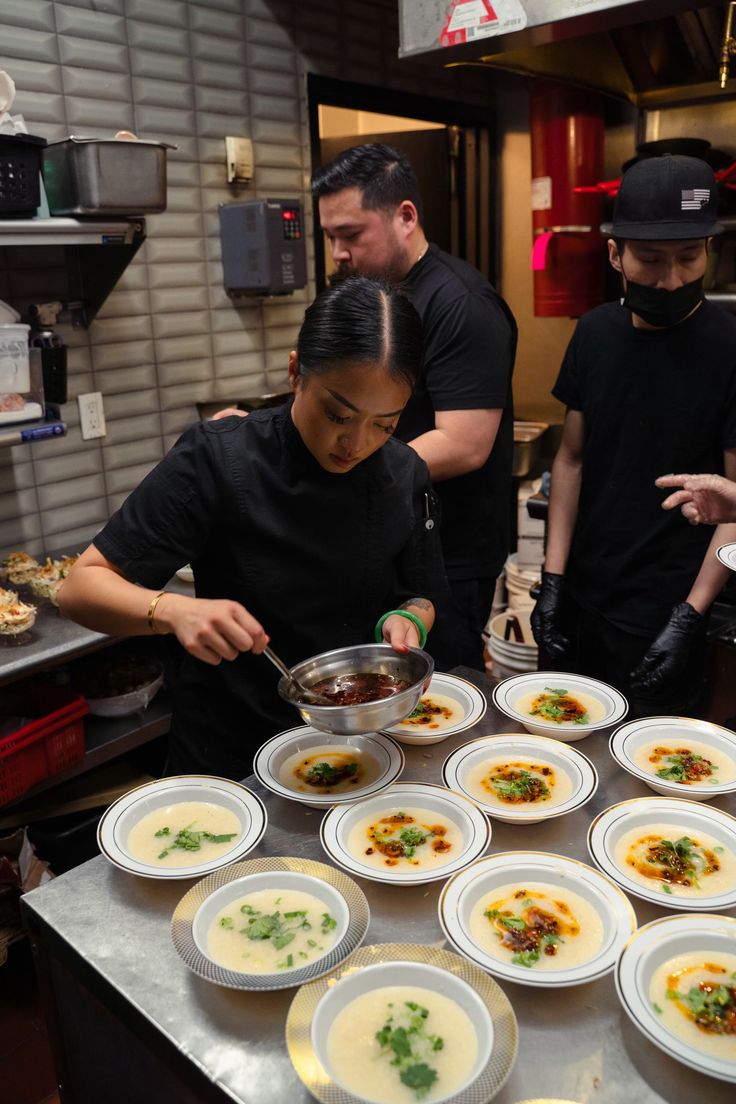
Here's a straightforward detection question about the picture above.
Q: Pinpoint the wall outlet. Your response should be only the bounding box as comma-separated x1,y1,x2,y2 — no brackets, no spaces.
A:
78,391,106,440
225,135,253,184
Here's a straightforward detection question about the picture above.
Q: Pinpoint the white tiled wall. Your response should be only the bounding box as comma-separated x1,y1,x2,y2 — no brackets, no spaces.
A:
0,0,494,557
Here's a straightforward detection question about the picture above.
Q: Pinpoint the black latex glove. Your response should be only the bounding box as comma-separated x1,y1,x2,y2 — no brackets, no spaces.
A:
628,601,705,710
530,571,573,669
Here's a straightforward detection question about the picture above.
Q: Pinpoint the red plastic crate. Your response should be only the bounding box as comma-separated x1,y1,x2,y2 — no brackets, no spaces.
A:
0,683,89,806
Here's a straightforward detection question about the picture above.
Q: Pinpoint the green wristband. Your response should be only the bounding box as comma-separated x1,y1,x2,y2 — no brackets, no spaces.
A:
374,609,428,649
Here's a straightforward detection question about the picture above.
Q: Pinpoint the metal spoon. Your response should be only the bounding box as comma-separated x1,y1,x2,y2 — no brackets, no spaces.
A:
263,645,333,706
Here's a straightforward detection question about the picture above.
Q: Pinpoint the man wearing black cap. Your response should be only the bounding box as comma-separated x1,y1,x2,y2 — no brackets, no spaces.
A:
532,154,736,715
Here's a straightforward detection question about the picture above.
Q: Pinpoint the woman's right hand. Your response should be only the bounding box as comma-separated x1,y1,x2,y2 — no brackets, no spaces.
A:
156,593,269,665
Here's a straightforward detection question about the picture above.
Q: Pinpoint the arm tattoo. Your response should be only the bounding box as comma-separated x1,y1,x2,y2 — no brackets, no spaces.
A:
401,597,432,612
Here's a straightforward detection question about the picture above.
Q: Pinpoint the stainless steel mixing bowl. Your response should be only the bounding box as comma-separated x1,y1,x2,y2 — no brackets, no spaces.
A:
277,643,434,736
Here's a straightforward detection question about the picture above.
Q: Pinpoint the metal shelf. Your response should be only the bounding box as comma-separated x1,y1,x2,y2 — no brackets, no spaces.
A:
0,217,144,247
0,217,146,326
0,409,66,449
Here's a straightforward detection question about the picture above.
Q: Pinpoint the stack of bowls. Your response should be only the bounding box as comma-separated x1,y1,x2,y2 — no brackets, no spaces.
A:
503,553,539,614
486,609,538,678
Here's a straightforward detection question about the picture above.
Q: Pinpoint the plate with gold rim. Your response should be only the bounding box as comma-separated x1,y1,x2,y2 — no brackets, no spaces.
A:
587,796,736,910
286,942,518,1104
439,851,636,988
170,856,369,991
615,912,736,1083
609,715,736,801
97,774,267,879
442,733,598,824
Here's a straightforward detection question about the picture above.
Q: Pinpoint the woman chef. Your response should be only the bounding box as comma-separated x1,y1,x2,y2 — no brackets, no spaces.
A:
59,277,445,779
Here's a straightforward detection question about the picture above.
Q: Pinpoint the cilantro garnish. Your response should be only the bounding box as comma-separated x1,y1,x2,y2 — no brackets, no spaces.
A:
217,900,338,967
155,821,237,860
375,1001,444,1100
303,760,358,786
670,983,736,1033
511,949,539,968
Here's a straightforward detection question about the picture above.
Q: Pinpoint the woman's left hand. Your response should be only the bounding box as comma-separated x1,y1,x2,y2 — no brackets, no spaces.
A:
381,614,420,654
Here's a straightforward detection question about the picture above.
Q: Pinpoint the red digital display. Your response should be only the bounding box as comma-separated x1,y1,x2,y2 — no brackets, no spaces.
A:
282,210,296,219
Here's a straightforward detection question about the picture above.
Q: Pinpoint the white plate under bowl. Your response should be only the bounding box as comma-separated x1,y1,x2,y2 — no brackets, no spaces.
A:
610,716,736,800
320,781,491,887
442,733,598,824
175,564,194,583
716,543,736,572
615,912,736,1083
286,943,518,1104
383,671,487,745
587,796,736,910
97,775,267,879
253,726,404,808
492,671,628,740
439,851,636,988
171,857,369,991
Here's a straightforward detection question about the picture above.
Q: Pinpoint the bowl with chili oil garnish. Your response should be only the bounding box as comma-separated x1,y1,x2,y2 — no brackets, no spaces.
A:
587,797,736,911
610,716,736,801
439,851,636,989
383,671,487,746
253,726,404,809
286,943,518,1104
492,672,628,740
320,781,491,887
278,643,433,737
97,775,267,880
171,856,369,991
615,912,736,1083
442,734,598,825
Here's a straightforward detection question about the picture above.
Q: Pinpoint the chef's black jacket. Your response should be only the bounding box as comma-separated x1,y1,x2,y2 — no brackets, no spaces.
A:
94,403,447,778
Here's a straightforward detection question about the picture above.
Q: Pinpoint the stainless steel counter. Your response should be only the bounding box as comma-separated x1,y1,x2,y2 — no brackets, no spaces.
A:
22,669,736,1104
0,596,109,685
0,570,193,687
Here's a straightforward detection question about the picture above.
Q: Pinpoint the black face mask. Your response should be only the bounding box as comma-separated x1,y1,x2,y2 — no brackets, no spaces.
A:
621,274,705,328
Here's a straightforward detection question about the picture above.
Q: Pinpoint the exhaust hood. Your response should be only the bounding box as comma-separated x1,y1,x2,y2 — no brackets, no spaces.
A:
399,1,731,106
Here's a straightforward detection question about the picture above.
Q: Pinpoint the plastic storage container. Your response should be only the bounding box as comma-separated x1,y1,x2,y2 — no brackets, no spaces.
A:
0,133,47,216
0,684,89,806
42,136,170,216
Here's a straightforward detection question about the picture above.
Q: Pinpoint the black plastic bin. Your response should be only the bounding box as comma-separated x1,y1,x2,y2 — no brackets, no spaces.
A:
28,807,103,874
0,133,47,216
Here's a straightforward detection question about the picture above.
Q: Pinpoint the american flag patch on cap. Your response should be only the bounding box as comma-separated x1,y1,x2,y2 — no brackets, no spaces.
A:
681,188,710,210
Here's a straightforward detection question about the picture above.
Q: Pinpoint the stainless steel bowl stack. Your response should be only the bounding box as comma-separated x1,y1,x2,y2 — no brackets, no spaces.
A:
278,643,433,736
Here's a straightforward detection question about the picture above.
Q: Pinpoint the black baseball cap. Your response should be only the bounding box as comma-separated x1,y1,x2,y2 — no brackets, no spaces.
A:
612,154,723,240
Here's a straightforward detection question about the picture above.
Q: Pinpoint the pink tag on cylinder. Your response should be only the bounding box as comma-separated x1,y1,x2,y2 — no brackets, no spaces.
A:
532,231,554,271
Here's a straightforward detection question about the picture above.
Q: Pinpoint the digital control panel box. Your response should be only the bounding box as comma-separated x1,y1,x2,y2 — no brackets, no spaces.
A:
219,198,307,296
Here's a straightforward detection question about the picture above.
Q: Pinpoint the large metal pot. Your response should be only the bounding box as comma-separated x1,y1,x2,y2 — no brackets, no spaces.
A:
278,643,434,736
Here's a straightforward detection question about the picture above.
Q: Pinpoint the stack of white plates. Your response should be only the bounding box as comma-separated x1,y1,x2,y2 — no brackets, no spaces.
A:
487,609,538,678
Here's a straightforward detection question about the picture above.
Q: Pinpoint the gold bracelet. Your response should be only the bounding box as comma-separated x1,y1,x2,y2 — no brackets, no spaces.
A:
147,591,167,635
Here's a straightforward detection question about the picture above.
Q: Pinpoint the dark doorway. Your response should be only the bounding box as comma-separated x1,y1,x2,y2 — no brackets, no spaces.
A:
320,127,453,255
308,75,497,292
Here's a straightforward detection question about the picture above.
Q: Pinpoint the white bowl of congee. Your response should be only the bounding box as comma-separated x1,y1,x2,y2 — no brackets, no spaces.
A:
610,715,736,801
309,958,494,1104
190,869,354,987
442,733,598,825
97,776,267,878
492,672,628,740
253,725,404,808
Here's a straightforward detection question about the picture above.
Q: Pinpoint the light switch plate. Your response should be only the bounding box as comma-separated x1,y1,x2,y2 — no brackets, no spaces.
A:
78,391,106,440
225,136,253,184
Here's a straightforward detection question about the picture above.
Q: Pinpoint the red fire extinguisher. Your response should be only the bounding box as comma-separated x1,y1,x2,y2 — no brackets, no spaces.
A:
530,81,606,317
